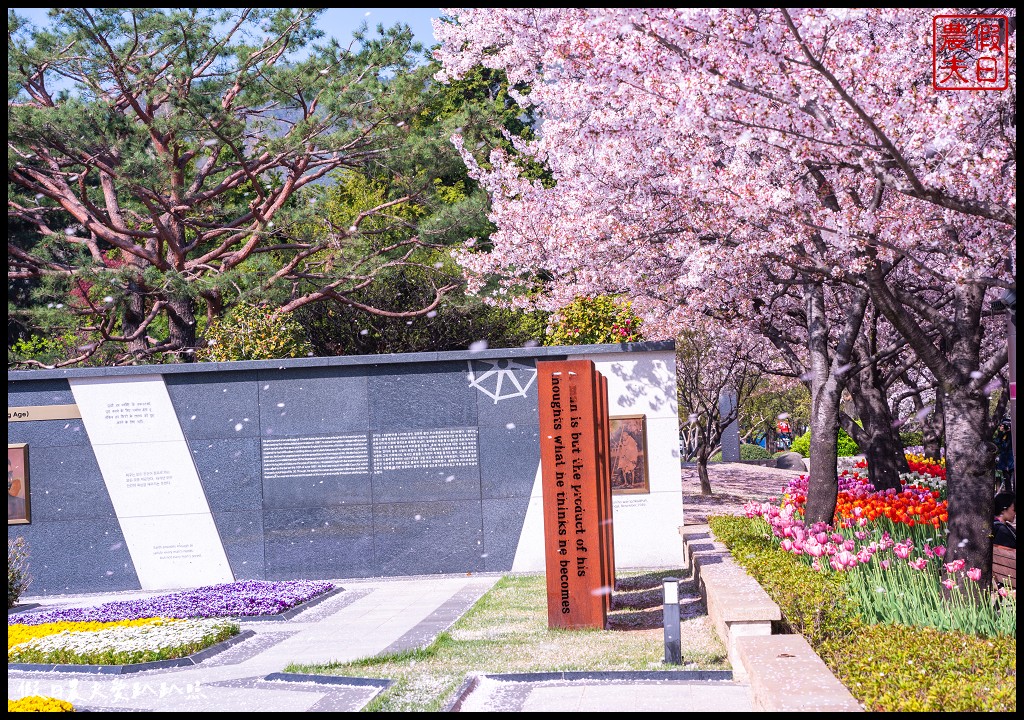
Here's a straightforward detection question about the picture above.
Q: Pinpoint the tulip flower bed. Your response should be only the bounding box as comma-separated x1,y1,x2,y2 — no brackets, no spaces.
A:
7,580,335,668
709,514,1016,712
743,471,1014,638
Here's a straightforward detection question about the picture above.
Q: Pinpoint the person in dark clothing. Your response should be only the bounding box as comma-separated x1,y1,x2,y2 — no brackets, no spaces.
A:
992,492,1016,548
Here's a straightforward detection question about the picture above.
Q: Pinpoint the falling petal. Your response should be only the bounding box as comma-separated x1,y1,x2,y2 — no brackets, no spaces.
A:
469,340,489,352
915,405,934,421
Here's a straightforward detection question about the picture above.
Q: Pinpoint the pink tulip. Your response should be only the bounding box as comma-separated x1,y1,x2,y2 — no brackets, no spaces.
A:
944,559,965,573
942,578,956,590
857,549,872,564
894,544,911,559
932,545,945,558
908,558,928,570
781,539,795,553
854,531,868,540
843,539,856,552
835,550,858,569
811,559,822,572
966,568,982,582
815,532,829,545
880,559,891,570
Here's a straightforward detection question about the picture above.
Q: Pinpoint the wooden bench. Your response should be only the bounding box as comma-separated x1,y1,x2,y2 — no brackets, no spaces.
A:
992,544,1015,590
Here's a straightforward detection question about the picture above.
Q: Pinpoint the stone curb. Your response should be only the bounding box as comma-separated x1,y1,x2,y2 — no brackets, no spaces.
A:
680,524,864,712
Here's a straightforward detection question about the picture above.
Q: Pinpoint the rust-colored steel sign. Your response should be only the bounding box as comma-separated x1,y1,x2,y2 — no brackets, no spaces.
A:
536,359,614,629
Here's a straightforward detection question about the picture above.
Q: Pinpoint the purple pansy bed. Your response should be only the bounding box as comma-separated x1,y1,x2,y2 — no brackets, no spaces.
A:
9,580,336,625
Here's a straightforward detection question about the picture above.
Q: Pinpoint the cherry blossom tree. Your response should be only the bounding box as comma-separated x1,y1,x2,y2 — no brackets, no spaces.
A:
434,8,1014,582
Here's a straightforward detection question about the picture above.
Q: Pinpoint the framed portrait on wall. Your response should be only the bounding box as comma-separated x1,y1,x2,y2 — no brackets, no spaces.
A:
609,415,650,495
8,443,31,525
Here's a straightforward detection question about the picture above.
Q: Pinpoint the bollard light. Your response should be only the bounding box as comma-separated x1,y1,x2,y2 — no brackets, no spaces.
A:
663,576,682,665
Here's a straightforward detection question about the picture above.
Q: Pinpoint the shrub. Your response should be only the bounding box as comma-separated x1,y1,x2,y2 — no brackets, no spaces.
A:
710,443,775,462
545,295,643,346
198,303,313,361
899,430,924,448
8,537,31,609
790,427,859,458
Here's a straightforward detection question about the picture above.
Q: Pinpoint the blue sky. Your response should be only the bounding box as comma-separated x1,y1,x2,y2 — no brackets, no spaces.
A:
10,8,443,50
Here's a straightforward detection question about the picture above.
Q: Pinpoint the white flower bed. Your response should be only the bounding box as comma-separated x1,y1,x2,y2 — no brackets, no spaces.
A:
10,618,235,658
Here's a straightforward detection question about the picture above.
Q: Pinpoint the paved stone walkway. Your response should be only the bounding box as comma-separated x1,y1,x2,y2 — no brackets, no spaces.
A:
680,462,804,525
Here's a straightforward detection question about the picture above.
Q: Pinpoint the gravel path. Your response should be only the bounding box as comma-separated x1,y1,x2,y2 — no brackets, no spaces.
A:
680,462,805,525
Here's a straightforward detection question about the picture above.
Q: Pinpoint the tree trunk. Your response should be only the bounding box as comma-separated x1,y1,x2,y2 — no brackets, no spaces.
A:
122,273,149,358
165,294,197,360
805,388,841,527
921,390,945,460
941,387,998,588
696,423,714,495
845,367,905,491
800,283,864,527
696,457,713,496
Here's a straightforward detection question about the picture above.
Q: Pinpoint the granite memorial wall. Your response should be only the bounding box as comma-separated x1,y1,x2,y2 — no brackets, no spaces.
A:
7,342,684,594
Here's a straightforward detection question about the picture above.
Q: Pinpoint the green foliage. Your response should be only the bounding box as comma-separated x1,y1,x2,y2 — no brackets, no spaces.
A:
899,430,924,447
710,443,775,462
197,304,313,361
708,516,1016,712
790,427,860,458
846,555,1015,637
740,380,810,444
8,332,80,367
818,624,1016,712
10,9,493,367
790,431,811,456
544,296,643,346
8,537,32,609
296,265,549,356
